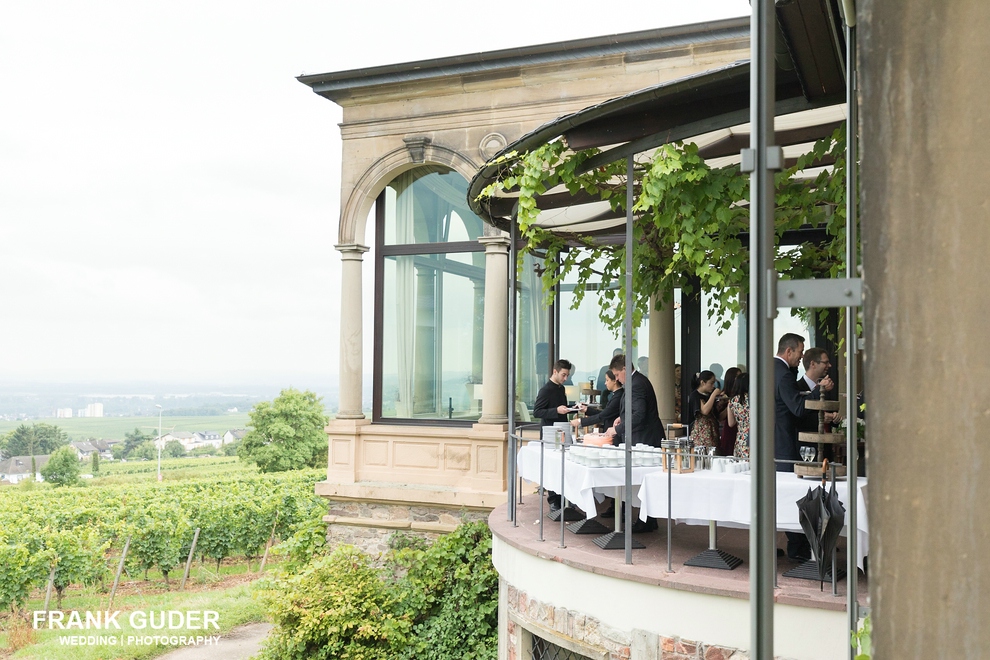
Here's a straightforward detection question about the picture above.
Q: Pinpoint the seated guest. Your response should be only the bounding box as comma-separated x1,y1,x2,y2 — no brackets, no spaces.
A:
572,370,622,433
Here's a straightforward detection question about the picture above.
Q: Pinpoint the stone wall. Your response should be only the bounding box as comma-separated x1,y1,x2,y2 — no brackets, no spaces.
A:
323,498,489,556
504,581,761,660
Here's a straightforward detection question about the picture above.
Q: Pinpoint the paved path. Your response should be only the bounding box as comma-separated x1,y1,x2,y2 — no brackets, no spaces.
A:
157,623,273,660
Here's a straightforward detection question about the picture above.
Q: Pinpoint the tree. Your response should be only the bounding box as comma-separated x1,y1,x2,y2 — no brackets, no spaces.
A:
238,388,328,472
91,451,100,474
41,446,81,487
129,440,157,461
1,423,69,458
163,440,186,458
119,428,154,459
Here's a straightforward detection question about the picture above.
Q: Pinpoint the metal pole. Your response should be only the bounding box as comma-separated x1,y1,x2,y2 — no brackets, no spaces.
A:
559,445,567,548
539,441,545,542
508,212,519,523
667,462,673,572
747,1,778,657
624,154,635,565
845,21,861,656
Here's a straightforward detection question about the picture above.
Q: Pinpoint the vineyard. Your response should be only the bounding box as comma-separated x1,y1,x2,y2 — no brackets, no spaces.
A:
0,469,327,614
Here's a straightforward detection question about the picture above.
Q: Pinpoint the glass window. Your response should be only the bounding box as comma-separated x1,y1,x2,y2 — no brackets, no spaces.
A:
375,167,487,423
383,169,484,246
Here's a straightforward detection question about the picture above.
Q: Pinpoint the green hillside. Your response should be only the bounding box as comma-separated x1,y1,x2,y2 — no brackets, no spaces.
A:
0,413,252,441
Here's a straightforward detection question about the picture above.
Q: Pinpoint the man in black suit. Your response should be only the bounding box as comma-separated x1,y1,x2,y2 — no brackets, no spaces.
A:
604,353,665,532
774,334,833,560
605,353,665,447
796,347,838,436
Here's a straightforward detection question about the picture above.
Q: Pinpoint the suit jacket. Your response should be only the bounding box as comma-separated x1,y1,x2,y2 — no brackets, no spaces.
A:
579,386,622,431
795,377,822,433
615,371,665,447
774,358,821,468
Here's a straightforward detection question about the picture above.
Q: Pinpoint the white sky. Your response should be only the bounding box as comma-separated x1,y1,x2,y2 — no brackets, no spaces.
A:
0,0,750,388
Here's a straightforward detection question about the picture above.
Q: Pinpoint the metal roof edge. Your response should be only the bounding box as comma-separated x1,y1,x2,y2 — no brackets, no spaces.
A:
296,16,749,100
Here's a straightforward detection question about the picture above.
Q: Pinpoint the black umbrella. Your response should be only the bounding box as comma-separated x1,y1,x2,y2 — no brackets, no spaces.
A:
795,460,847,589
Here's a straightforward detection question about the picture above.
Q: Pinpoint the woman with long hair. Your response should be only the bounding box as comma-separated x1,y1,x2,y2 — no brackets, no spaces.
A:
688,370,721,448
727,372,750,459
717,367,741,456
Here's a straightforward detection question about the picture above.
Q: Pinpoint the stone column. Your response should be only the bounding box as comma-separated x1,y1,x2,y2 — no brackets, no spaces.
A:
335,244,370,419
478,234,511,425
860,2,990,656
649,294,676,422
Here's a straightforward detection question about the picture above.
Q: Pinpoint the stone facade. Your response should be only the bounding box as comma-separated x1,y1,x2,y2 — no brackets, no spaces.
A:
323,498,489,556
502,582,756,660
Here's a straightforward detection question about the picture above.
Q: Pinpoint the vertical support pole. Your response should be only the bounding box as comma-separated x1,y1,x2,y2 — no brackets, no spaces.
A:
508,213,519,523
109,536,131,611
181,528,201,590
624,154,635,565
845,21,860,657
748,1,778,657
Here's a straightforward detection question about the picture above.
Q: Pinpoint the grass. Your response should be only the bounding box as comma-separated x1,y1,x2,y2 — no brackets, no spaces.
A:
0,415,253,442
0,562,271,660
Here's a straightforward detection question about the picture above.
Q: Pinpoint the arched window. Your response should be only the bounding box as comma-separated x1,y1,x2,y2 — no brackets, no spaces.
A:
373,168,487,423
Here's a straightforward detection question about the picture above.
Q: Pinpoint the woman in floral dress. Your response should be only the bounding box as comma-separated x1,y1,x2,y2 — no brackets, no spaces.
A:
688,370,721,448
727,372,750,460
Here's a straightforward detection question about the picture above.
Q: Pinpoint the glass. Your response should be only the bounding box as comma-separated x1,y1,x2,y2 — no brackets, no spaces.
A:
800,446,817,463
380,253,485,421
383,170,485,245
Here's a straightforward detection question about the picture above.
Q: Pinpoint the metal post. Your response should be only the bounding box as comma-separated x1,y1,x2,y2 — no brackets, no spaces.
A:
508,212,519,523
540,437,563,541
624,154,635,565
746,1,778,657
845,21,860,655
559,445,567,548
540,444,547,541
667,463,673,572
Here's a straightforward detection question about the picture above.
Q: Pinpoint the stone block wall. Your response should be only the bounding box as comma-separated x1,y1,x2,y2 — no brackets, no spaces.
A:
503,581,765,660
324,498,489,556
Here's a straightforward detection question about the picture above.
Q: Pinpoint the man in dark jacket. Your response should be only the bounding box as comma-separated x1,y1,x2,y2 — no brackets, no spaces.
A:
605,354,665,447
533,359,574,510
774,333,833,560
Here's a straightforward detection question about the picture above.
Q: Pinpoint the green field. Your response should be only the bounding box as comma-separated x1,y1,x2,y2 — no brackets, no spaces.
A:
0,414,252,441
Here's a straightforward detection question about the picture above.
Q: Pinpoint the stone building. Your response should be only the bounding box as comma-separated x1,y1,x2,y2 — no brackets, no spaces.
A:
299,18,749,554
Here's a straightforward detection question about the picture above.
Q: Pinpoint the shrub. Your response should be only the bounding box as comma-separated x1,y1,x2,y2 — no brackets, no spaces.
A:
258,521,498,660
258,546,412,660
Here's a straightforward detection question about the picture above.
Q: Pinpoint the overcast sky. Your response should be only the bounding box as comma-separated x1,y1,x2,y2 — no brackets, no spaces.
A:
0,1,750,390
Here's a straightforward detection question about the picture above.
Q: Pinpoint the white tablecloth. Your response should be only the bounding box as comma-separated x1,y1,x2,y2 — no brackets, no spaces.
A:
638,469,870,569
516,442,663,519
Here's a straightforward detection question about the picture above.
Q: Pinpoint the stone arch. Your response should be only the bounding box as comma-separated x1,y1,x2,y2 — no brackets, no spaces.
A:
338,142,480,246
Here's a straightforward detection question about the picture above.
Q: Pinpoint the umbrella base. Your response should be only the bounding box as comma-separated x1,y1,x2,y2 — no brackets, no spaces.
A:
566,518,611,534
783,559,847,582
548,507,584,522
684,548,744,570
593,531,645,550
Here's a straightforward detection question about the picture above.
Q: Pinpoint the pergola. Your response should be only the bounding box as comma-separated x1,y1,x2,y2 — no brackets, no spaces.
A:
467,0,861,657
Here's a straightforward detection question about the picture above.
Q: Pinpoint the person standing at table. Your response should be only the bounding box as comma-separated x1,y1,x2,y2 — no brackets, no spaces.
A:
688,370,721,448
774,333,833,560
727,372,750,460
534,359,574,511
604,354,664,447
717,366,741,455
572,370,622,434
596,348,622,408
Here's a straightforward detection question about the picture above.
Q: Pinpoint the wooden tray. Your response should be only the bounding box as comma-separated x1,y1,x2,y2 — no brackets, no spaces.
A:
805,399,840,411
794,462,847,478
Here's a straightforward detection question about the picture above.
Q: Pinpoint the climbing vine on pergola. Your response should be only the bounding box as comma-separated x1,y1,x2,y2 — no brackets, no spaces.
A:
477,125,850,336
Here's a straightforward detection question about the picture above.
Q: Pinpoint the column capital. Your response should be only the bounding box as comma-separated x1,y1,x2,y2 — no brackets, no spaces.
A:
478,235,511,251
335,243,370,260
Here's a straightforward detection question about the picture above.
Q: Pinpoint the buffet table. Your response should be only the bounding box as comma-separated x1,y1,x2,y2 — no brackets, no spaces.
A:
637,469,869,569
516,441,663,519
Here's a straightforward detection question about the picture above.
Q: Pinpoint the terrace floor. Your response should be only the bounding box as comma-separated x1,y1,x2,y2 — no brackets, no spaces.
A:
489,491,869,612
